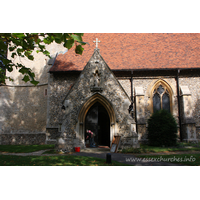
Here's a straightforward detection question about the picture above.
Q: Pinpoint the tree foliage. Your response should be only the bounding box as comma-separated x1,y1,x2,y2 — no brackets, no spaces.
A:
147,109,178,147
0,33,87,85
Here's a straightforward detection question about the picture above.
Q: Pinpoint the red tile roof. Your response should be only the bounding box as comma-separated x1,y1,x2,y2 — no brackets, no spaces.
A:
49,33,200,72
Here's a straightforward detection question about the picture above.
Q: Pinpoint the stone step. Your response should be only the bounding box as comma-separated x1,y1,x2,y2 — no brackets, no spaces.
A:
46,139,57,145
80,147,110,153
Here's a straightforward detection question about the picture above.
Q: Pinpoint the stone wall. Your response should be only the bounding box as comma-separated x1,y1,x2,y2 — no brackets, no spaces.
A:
48,49,138,151
196,127,200,140
0,133,46,145
178,73,200,142
0,84,48,144
118,79,131,99
46,73,80,129
118,72,200,142
2,40,200,146
179,73,200,127
118,76,179,142
0,42,66,145
48,65,200,147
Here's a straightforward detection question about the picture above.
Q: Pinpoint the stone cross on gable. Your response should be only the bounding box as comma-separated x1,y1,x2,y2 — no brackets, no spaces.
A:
93,38,101,48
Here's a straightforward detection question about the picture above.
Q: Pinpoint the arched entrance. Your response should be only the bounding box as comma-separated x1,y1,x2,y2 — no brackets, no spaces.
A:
85,102,110,147
77,93,116,148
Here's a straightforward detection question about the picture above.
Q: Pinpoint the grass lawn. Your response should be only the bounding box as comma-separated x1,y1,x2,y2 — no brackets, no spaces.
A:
137,153,200,166
120,143,200,154
0,155,129,166
0,144,55,153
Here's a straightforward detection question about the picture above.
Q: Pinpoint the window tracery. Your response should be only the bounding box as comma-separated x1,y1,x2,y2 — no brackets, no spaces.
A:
151,81,172,113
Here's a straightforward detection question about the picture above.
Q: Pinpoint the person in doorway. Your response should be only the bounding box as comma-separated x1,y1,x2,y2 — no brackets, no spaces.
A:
86,129,96,147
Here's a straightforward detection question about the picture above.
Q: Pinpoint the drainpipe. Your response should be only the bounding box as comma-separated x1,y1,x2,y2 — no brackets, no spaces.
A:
176,69,183,142
128,71,134,118
130,71,133,103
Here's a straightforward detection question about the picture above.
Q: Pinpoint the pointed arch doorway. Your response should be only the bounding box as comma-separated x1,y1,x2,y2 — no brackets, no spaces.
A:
85,102,110,147
78,93,116,148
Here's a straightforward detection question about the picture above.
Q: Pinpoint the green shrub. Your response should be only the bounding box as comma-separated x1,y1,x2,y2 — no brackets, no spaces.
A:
147,109,178,147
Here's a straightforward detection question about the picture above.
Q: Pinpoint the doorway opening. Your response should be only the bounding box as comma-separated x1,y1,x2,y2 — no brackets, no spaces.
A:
85,102,110,147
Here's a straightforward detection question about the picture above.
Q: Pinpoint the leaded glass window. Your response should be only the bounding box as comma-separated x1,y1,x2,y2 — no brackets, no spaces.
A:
162,93,170,112
153,84,170,113
153,93,161,112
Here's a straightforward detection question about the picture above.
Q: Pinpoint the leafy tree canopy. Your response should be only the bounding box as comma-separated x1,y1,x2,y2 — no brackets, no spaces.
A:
0,33,87,85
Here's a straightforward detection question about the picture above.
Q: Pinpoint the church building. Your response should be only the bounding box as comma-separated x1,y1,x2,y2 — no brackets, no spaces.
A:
1,33,200,150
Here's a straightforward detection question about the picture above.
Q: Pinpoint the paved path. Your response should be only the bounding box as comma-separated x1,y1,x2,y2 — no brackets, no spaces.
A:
72,151,183,166
0,149,191,166
0,149,48,156
132,150,200,156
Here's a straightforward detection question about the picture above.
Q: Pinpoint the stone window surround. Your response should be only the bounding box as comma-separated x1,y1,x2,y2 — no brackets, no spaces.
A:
148,79,174,114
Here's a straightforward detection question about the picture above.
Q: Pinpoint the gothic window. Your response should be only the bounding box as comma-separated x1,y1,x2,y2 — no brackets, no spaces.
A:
153,84,171,113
